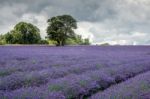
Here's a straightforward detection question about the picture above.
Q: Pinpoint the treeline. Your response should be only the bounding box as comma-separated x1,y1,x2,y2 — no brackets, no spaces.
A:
0,15,90,46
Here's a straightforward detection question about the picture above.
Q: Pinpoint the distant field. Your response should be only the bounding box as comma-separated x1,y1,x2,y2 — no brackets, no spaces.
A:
0,46,150,99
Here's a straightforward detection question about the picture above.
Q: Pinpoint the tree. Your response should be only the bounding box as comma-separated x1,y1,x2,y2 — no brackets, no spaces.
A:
0,34,6,45
74,35,84,44
83,38,90,45
13,22,41,44
5,30,23,44
4,32,14,44
47,15,77,46
69,34,90,45
5,22,41,44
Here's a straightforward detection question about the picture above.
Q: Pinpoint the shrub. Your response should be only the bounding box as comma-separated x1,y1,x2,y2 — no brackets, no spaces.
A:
39,40,49,44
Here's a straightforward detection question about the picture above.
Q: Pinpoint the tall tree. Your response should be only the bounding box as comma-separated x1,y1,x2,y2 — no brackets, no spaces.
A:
47,15,77,46
5,22,41,44
14,22,41,44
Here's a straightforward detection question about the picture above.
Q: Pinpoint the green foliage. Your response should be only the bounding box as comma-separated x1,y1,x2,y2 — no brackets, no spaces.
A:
74,35,83,45
0,35,6,45
47,40,57,45
65,34,90,45
65,38,78,45
73,35,90,45
4,30,23,44
47,15,77,46
39,40,49,44
5,22,41,44
1,15,91,45
100,43,110,46
82,38,90,45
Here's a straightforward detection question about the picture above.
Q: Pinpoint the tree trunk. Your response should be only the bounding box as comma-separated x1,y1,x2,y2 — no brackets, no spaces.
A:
62,40,65,46
56,40,65,46
56,41,61,46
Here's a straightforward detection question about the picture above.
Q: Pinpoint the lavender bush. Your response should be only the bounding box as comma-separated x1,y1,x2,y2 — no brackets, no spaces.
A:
90,71,150,99
0,45,150,99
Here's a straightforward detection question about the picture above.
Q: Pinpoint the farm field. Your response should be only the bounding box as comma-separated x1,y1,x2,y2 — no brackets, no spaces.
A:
0,45,150,99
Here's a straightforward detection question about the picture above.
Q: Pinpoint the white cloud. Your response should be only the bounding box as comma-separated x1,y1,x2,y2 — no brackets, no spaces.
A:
75,22,94,42
75,21,150,45
21,13,48,38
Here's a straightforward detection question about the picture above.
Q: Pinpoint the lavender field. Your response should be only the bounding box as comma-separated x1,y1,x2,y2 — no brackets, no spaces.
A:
0,45,150,99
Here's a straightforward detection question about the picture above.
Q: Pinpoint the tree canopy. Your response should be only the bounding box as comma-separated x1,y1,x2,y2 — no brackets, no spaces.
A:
0,15,90,45
5,22,41,44
47,15,77,46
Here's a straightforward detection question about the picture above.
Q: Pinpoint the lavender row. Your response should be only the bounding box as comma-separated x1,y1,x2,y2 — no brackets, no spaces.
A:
1,46,149,73
90,71,150,99
0,46,150,99
0,56,149,91
0,62,105,90
1,59,150,99
0,55,109,77
0,51,148,78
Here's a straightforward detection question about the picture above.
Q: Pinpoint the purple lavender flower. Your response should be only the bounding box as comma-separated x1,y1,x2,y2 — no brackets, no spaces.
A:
0,46,149,99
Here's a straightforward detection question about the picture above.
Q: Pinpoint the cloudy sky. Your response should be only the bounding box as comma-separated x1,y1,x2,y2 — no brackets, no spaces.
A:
0,0,150,45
